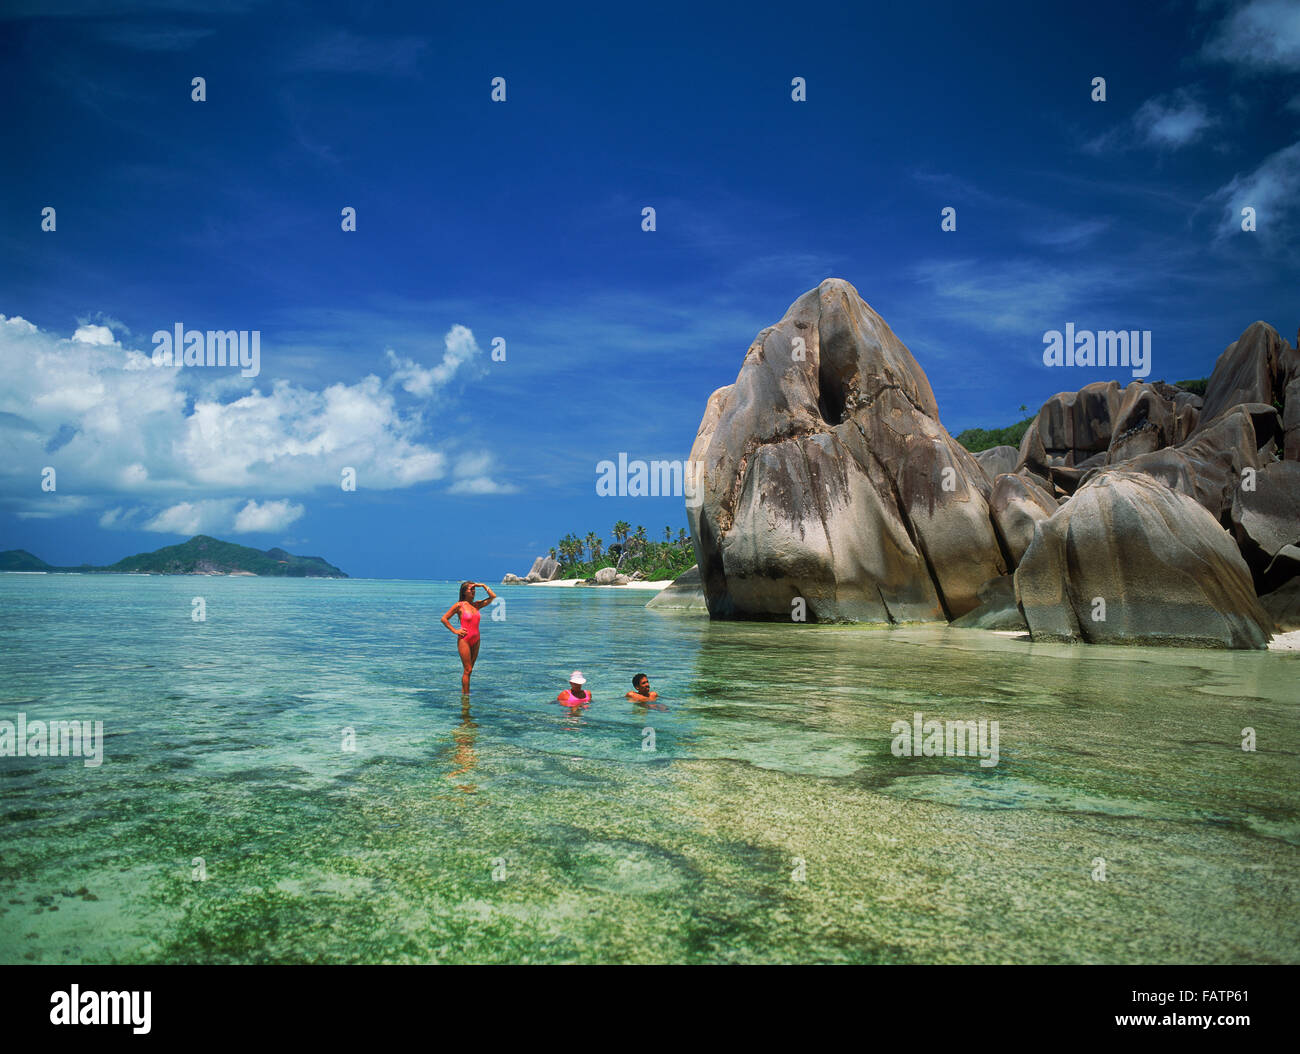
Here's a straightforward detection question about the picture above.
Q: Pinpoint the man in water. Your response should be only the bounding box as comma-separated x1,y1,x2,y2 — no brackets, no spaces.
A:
626,673,665,709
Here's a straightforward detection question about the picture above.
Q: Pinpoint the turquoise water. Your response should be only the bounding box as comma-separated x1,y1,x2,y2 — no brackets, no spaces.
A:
0,575,1296,963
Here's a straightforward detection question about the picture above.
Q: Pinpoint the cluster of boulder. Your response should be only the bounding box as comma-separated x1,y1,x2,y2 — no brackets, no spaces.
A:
672,278,1298,648
502,555,562,584
501,556,645,586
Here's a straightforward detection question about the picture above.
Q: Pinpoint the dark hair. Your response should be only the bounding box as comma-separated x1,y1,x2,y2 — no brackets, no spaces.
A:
459,581,475,602
632,673,648,688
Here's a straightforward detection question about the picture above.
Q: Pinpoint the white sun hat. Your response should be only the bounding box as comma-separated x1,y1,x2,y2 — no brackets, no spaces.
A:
569,670,586,684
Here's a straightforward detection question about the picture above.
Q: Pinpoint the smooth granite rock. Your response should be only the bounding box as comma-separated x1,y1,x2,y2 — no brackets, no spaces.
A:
687,278,1005,622
1015,470,1272,649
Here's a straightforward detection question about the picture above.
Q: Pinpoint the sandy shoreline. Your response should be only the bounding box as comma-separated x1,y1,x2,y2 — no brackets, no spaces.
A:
517,578,674,591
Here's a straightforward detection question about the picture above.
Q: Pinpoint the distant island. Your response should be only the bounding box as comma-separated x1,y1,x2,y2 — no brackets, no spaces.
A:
0,535,347,578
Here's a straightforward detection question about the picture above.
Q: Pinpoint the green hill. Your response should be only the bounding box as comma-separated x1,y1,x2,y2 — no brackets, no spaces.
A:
0,535,347,577
0,549,55,572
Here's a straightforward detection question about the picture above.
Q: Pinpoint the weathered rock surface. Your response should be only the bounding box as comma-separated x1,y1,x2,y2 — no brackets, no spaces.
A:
1193,321,1290,430
989,472,1060,568
1285,377,1300,461
594,567,618,585
1015,471,1272,649
501,573,523,584
1017,380,1205,496
646,565,709,612
522,555,561,582
687,278,1006,621
1100,404,1279,521
949,575,1028,631
1260,578,1300,632
974,445,1019,480
1231,461,1300,581
1106,381,1201,463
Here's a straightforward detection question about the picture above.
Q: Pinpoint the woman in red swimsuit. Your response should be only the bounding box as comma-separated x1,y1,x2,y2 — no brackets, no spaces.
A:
440,581,496,693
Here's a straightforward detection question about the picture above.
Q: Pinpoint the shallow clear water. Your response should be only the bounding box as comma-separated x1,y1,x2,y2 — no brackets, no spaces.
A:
0,575,1296,963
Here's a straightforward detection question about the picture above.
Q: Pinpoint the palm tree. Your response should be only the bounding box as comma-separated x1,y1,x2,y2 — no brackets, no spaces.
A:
663,526,672,543
585,532,600,565
677,527,689,549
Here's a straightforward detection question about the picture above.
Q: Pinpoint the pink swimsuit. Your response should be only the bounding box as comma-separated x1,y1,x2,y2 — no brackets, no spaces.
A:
459,603,480,645
558,689,589,705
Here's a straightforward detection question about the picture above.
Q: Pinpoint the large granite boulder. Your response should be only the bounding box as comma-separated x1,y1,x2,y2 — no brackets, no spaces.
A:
1106,381,1201,463
1091,403,1279,522
989,472,1060,567
524,555,562,582
687,278,1006,622
594,566,618,585
1017,380,1203,494
974,445,1019,480
1019,381,1124,469
1193,321,1290,430
501,573,523,584
646,565,709,612
1015,470,1272,648
1231,461,1300,581
1284,377,1300,461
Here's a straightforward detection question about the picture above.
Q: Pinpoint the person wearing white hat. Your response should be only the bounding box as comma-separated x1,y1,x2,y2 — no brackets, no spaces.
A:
556,671,592,707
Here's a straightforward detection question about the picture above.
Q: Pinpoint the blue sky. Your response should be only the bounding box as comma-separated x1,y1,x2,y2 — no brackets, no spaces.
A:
2,0,1298,578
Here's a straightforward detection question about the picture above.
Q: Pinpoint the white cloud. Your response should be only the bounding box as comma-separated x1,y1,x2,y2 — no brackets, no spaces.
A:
385,323,483,398
1204,0,1300,71
1210,139,1300,238
446,451,519,495
72,323,118,346
0,318,486,519
142,501,224,535
232,498,304,533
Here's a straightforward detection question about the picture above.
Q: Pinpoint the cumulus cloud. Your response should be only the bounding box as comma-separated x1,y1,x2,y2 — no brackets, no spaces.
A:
72,323,118,346
1204,0,1300,71
232,498,304,533
0,315,511,533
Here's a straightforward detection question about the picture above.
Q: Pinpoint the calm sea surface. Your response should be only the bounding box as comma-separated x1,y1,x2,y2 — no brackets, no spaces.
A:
0,574,1296,963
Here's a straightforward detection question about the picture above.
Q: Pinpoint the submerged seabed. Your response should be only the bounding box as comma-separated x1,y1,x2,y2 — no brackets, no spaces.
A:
0,575,1295,964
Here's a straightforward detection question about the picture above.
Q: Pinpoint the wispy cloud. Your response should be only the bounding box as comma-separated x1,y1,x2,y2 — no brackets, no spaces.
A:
284,30,429,77
1085,89,1215,153
1209,138,1300,240
1203,0,1300,71
96,24,216,50
908,257,1133,335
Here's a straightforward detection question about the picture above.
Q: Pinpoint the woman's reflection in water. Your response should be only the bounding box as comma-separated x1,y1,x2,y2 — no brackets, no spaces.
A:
448,696,478,793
